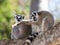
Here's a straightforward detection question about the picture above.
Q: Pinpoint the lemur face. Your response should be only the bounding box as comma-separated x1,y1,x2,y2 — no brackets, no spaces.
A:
31,11,39,21
15,14,24,22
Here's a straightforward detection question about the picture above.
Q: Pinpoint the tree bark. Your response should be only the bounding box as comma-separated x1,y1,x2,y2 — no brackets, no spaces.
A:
30,0,40,15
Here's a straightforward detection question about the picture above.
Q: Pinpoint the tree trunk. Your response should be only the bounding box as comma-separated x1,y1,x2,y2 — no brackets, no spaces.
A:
30,0,40,15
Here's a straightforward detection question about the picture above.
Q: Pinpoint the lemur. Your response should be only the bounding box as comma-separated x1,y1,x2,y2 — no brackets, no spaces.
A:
23,11,54,45
30,11,54,32
11,14,32,39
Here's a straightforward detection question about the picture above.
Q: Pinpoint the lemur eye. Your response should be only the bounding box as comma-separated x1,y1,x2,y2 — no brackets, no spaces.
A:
32,11,37,16
33,12,36,15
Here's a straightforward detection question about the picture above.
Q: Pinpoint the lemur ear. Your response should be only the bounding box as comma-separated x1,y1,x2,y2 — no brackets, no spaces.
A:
37,12,42,15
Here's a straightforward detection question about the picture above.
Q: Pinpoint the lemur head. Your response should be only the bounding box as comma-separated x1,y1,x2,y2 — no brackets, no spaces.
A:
31,11,38,21
31,11,42,22
31,11,51,22
15,14,24,22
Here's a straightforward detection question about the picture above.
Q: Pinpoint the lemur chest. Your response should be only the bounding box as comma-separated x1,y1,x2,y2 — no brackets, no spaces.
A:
32,24,41,33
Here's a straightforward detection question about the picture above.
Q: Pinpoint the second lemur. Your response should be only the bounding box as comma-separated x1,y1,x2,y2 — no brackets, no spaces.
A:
30,11,54,32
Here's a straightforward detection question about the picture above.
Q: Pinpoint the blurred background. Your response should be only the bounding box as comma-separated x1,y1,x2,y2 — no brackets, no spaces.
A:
0,0,60,40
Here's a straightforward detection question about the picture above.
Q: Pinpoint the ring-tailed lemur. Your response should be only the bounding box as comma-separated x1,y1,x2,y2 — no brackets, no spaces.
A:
30,11,54,32
23,11,54,45
11,14,32,39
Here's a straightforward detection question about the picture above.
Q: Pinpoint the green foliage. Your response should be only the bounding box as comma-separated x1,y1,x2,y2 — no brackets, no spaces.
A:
0,0,14,40
0,0,5,5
